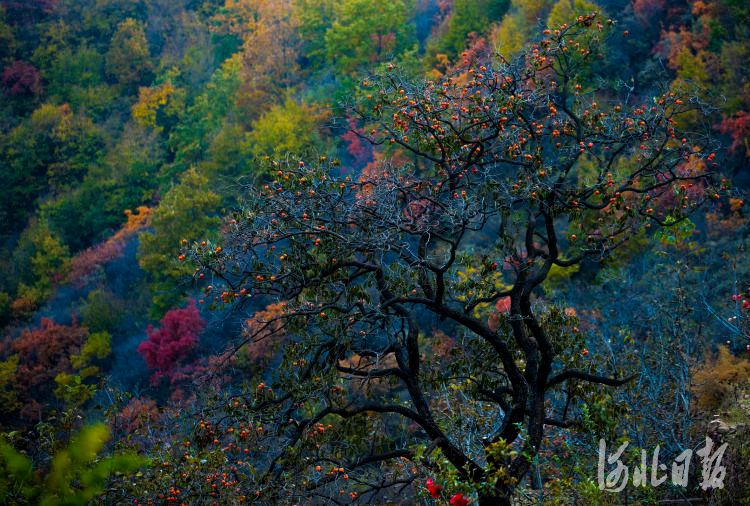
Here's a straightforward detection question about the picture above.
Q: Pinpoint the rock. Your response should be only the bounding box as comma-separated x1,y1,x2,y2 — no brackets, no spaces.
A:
707,419,732,434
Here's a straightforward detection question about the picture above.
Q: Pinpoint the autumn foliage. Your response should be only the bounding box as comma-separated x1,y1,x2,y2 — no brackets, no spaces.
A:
183,13,721,504
68,206,152,286
2,318,88,420
112,396,163,436
137,299,206,384
240,302,287,363
1,0,750,503
693,345,750,412
717,111,750,159
1,60,43,97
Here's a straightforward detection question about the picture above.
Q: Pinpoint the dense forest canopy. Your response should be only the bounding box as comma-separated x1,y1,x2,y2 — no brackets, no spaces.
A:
0,0,749,504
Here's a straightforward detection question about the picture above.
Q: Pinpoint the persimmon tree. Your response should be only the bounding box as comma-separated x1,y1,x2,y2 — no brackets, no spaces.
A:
187,14,721,505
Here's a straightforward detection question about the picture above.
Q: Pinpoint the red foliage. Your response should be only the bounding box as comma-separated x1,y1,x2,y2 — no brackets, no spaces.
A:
112,396,162,435
404,197,441,232
1,0,57,24
341,119,373,171
6,318,88,419
433,0,452,28
12,318,87,389
495,297,511,313
137,300,205,384
360,152,410,182
658,24,711,71
68,207,153,287
488,297,510,331
429,329,457,357
67,240,124,287
1,61,44,97
632,0,666,26
647,156,708,213
465,34,489,61
717,111,750,158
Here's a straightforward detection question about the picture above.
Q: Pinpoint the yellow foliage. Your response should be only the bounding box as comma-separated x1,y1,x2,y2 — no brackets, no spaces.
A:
241,302,287,362
111,206,153,244
132,82,176,131
706,198,747,237
0,355,20,413
244,97,329,158
545,262,580,288
70,331,112,372
489,0,556,57
548,0,600,29
693,346,750,413
210,0,258,39
491,10,533,57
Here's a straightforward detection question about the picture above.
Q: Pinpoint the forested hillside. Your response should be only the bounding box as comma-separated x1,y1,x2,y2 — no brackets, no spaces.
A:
1,0,749,504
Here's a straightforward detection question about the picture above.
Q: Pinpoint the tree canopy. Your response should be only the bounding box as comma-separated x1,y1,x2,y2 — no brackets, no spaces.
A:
186,15,719,504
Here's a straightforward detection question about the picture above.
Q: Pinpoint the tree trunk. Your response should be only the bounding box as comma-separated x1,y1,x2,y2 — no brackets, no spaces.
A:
477,491,512,506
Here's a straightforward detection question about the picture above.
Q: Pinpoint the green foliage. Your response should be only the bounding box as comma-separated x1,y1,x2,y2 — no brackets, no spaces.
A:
201,123,252,182
0,104,104,234
30,20,76,75
50,47,103,91
71,332,112,371
30,20,112,114
0,424,146,505
244,97,332,159
0,6,16,65
0,356,21,414
0,0,747,502
491,0,554,56
86,0,148,39
138,168,220,317
0,292,11,328
324,0,417,75
491,9,534,56
53,373,98,407
295,0,336,72
40,123,163,252
166,55,242,176
82,290,125,333
132,81,184,135
30,226,71,294
545,262,580,288
5,222,73,315
104,18,153,90
718,41,750,114
439,0,510,57
547,0,599,29
654,217,696,246
44,47,115,116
